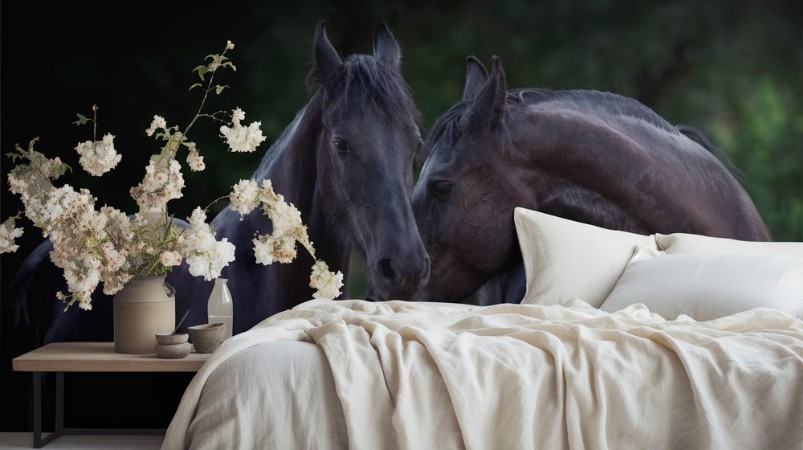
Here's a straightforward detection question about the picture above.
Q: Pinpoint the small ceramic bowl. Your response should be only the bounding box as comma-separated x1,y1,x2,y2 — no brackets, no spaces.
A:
188,323,225,353
155,332,189,345
154,332,191,358
155,342,192,359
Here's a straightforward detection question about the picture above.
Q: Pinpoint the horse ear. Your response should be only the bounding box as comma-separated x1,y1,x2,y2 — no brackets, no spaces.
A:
313,21,343,92
468,55,507,130
462,55,488,101
373,23,401,69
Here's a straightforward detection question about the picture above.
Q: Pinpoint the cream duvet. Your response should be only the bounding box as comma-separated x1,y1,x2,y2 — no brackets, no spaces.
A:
163,299,803,450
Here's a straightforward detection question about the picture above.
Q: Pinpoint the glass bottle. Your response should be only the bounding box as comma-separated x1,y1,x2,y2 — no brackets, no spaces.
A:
207,278,233,340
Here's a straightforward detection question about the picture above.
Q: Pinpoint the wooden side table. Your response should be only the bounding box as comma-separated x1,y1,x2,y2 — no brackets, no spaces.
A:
12,342,210,448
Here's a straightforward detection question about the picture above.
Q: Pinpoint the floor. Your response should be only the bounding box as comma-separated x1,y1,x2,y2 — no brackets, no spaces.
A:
0,433,163,449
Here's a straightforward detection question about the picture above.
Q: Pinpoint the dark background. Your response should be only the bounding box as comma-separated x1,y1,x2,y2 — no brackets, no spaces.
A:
2,0,801,432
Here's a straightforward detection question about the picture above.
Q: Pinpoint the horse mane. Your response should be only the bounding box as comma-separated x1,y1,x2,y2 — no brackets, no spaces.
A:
421,88,741,181
421,89,675,162
676,123,744,181
511,88,679,134
253,54,422,190
252,104,309,178
307,54,421,125
419,99,472,163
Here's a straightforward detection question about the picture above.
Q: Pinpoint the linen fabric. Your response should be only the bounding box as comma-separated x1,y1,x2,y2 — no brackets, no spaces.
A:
163,299,803,450
514,207,658,307
600,246,803,320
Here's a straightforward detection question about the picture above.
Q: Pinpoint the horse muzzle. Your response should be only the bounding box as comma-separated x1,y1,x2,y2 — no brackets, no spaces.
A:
369,253,430,301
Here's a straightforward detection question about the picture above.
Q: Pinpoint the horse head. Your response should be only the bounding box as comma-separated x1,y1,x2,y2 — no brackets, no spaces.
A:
310,22,429,300
412,56,518,302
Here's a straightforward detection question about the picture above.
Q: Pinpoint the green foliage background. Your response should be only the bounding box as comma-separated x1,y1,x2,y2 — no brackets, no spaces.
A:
0,0,801,432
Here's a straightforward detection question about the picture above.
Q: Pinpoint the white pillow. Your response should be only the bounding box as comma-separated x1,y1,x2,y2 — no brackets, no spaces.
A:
600,246,803,320
656,232,803,257
514,207,658,307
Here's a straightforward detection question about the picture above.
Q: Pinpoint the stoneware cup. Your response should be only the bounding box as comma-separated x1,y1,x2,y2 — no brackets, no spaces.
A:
188,323,225,353
154,332,191,359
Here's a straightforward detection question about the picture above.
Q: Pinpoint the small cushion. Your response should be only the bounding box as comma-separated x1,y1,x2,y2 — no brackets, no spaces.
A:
514,207,658,307
600,246,803,321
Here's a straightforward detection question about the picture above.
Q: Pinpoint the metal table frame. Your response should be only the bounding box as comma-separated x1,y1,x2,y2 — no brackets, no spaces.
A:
31,371,165,448
13,342,209,448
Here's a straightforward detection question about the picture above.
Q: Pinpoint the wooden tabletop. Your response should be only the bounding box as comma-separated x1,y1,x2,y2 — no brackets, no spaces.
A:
12,342,210,372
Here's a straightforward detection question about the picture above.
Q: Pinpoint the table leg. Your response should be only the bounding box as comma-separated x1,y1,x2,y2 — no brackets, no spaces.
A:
55,372,64,436
31,372,63,448
32,372,41,448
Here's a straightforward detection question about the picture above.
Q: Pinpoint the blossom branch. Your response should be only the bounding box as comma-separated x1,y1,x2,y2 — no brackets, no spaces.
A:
92,105,98,141
184,41,235,138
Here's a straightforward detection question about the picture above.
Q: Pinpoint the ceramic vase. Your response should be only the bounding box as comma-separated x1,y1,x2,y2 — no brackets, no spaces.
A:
113,276,176,354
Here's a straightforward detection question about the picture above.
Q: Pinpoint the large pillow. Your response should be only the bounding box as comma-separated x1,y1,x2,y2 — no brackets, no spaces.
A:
600,246,803,321
656,232,803,257
514,207,658,307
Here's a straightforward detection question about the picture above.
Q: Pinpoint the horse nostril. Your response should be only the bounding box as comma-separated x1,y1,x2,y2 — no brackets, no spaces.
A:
378,258,398,283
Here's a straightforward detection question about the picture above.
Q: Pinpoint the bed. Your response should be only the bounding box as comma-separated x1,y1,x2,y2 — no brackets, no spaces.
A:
162,208,803,450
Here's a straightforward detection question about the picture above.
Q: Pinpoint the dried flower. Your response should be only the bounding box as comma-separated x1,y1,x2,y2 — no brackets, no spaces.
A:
182,208,236,281
0,217,24,253
75,133,121,176
146,115,168,137
184,142,205,171
229,179,260,218
310,260,344,300
130,159,185,213
220,107,267,153
160,250,183,267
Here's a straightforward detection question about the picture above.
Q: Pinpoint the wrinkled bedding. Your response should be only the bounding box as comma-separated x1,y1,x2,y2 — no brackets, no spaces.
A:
163,300,803,450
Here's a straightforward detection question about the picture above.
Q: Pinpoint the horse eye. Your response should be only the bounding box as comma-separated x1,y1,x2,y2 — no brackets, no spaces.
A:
429,180,454,197
333,137,350,154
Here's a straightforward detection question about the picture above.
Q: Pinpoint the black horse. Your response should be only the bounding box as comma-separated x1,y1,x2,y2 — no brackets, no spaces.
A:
9,21,429,347
411,55,770,305
169,21,429,333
